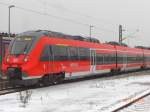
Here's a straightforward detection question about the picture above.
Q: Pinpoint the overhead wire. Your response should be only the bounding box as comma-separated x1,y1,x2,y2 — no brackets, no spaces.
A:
36,0,117,26
0,1,117,36
35,0,117,33
0,2,89,26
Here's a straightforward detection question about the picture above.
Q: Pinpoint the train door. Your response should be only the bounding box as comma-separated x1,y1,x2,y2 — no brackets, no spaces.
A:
90,49,96,72
123,54,127,70
40,45,53,74
48,46,54,74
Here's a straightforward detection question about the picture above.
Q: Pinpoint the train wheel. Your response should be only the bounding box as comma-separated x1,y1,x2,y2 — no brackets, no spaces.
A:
58,72,65,83
42,75,51,86
110,69,118,76
52,73,65,84
110,69,115,76
41,73,65,86
115,68,121,74
141,66,145,70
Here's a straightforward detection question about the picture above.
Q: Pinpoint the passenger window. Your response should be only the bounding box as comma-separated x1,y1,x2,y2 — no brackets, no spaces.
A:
52,45,68,61
79,48,90,60
69,47,79,60
103,54,116,64
40,45,51,61
96,54,103,65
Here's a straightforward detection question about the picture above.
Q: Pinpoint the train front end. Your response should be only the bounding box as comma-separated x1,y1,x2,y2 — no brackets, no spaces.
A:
2,33,39,85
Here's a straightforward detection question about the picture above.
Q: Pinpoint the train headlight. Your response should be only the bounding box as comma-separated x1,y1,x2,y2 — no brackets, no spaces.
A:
6,55,10,63
24,56,29,62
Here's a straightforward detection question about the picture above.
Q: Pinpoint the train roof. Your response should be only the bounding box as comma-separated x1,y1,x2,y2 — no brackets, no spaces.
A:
135,46,150,50
105,41,128,47
18,30,100,44
15,30,150,51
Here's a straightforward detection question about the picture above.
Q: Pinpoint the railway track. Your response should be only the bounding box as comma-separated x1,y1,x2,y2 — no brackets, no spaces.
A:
119,92,150,112
62,69,150,86
101,88,150,112
0,80,12,90
0,69,149,96
0,69,150,112
0,81,26,95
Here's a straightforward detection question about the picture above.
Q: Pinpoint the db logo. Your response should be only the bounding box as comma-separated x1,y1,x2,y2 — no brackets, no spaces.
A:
13,58,18,62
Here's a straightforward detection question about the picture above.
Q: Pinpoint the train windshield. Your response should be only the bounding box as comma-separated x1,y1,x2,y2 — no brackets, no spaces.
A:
9,36,33,55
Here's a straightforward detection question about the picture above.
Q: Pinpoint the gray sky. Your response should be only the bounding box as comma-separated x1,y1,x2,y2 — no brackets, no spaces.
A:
0,0,150,47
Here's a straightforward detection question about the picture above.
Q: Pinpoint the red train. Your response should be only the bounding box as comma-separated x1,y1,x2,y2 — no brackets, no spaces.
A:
2,30,150,86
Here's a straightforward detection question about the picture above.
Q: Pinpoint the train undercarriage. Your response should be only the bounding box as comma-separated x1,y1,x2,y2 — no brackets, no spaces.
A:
5,67,65,86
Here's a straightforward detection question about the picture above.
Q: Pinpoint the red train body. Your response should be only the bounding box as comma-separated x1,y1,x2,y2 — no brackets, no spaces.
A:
2,30,150,85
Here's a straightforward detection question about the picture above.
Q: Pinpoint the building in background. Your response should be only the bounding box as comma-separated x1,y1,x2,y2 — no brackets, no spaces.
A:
0,33,15,79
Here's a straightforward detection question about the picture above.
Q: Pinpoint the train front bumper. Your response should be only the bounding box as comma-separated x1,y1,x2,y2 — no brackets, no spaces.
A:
6,67,40,86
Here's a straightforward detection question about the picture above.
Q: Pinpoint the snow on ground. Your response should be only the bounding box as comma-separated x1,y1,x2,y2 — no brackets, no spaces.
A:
0,72,150,112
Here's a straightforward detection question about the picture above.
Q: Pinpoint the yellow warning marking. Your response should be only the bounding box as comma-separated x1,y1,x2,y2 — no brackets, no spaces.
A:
56,44,68,46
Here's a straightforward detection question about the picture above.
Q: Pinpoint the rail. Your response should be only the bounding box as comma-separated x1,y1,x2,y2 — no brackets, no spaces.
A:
0,69,149,96
0,80,25,95
102,88,150,112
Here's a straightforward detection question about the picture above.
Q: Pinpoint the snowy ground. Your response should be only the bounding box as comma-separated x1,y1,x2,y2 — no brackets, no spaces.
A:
0,71,150,112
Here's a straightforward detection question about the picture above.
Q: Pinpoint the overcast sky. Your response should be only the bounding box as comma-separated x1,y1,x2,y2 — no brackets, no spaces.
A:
0,0,150,47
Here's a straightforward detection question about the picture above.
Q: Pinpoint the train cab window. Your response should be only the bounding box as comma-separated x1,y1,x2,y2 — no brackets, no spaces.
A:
9,36,33,55
79,48,90,60
69,47,79,60
52,45,68,61
40,45,51,61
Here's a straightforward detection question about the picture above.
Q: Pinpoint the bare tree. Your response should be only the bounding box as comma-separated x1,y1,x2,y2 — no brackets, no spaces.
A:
19,90,32,108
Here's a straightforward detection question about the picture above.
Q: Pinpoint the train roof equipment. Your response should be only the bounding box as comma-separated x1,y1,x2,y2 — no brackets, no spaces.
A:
106,41,128,47
18,30,100,43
